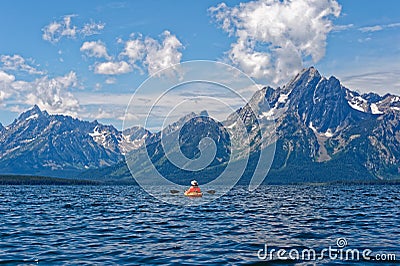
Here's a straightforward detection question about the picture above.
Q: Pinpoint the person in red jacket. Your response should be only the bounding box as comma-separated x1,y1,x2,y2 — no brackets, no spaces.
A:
185,180,202,195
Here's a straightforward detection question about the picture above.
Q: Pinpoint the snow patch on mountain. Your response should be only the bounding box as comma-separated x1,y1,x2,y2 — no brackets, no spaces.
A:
25,114,39,121
370,103,383,115
348,101,365,112
120,131,149,153
324,129,334,138
259,109,276,120
347,95,368,112
277,93,289,104
225,121,237,129
391,96,400,103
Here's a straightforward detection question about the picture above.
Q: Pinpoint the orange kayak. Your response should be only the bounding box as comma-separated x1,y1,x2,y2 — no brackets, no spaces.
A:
184,191,203,197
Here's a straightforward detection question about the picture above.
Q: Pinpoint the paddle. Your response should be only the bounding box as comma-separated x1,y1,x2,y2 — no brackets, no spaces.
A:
170,189,216,194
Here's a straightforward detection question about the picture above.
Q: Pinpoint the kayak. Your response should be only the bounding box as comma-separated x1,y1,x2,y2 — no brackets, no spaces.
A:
184,191,203,197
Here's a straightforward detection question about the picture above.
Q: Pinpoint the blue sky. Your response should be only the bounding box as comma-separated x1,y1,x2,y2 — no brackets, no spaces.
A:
0,0,399,128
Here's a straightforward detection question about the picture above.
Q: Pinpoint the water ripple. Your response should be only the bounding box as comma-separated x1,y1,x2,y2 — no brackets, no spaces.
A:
0,185,399,265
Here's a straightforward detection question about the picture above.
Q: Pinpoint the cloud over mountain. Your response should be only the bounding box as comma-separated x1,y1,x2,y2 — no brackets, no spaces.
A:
0,70,80,116
210,0,341,85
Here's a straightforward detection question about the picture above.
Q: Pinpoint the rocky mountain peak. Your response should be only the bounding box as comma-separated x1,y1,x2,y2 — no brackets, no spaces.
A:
17,104,46,121
246,87,271,113
282,67,322,93
257,67,366,139
361,92,382,103
160,111,208,137
123,126,150,139
199,110,209,117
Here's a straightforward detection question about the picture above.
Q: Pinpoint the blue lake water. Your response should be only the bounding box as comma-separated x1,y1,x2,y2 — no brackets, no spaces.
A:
0,185,399,265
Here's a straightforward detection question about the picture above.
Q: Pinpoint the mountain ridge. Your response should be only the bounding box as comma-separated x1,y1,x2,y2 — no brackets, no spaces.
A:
0,105,152,177
1,67,399,183
79,67,400,184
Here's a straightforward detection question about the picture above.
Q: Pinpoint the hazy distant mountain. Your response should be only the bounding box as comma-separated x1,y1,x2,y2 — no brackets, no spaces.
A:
1,67,399,183
0,105,152,177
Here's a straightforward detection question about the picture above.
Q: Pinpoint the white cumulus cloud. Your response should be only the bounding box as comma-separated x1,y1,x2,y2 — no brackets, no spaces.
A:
92,31,183,76
0,71,15,103
120,36,146,70
0,70,15,83
80,41,111,60
0,70,80,116
0,90,9,103
24,72,80,116
94,61,132,75
119,30,183,76
143,31,183,75
209,0,341,85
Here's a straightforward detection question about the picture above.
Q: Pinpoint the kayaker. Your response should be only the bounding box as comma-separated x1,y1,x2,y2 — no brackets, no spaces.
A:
185,180,201,194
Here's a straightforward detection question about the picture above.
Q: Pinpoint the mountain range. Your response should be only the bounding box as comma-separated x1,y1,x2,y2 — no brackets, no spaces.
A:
0,67,399,183
0,105,151,177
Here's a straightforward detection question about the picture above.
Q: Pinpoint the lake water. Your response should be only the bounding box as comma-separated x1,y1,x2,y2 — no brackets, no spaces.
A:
0,185,399,265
